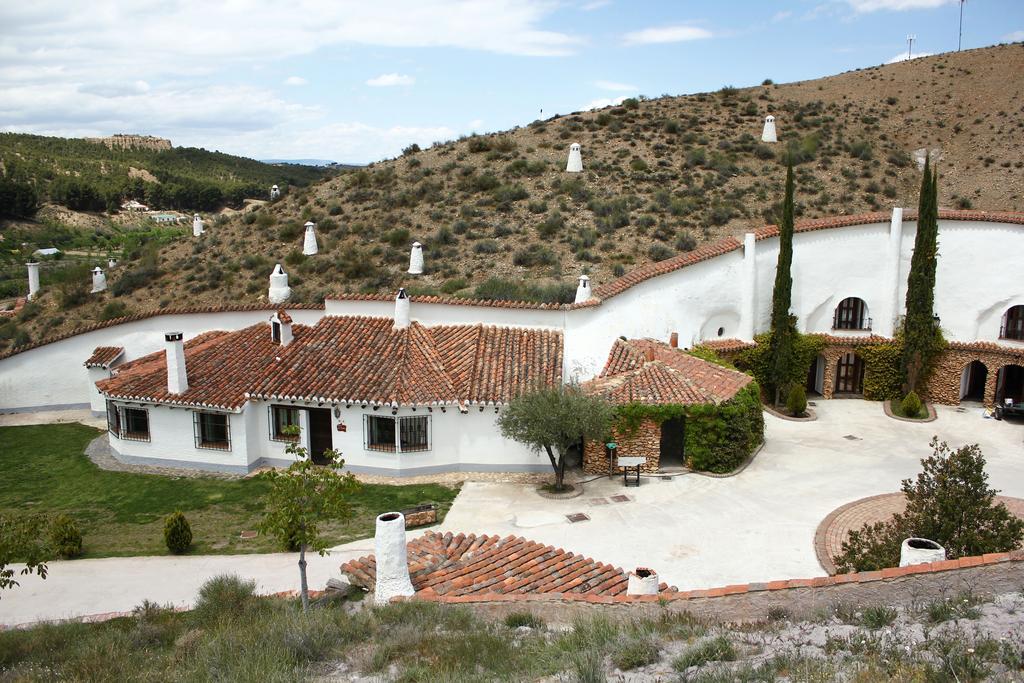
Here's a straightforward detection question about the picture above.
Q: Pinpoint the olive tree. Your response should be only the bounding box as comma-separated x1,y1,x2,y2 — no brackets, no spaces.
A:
1,514,51,597
497,384,613,491
259,428,360,611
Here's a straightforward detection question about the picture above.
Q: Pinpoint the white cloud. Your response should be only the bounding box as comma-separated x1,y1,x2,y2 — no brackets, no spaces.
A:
886,50,935,63
580,0,610,9
366,73,415,87
582,95,628,111
846,0,955,12
1002,30,1024,42
623,25,713,46
771,11,793,22
594,80,637,91
467,119,484,130
283,76,307,86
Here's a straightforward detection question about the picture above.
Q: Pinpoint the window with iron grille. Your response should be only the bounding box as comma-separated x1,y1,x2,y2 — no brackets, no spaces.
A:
194,411,231,450
833,297,869,330
269,405,300,441
1002,305,1024,341
120,407,150,442
106,400,121,437
364,415,430,453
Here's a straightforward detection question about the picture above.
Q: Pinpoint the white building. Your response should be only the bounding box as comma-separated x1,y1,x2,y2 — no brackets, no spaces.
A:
95,300,563,474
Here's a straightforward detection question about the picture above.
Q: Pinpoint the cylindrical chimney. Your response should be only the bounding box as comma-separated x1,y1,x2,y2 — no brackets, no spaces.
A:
302,221,318,256
566,143,583,173
626,567,659,596
669,332,679,348
408,242,423,275
192,214,204,237
91,267,107,293
26,262,40,300
268,264,291,304
165,332,188,394
373,512,415,604
761,115,777,143
394,289,411,330
574,274,592,304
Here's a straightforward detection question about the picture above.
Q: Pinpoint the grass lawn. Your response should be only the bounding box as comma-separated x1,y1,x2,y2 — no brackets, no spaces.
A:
0,424,459,558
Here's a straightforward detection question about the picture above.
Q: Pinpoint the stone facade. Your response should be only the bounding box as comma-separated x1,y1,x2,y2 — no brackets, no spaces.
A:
924,344,1024,406
583,420,661,475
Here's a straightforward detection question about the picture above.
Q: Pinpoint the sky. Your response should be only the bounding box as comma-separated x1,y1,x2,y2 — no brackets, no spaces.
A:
1,0,1022,164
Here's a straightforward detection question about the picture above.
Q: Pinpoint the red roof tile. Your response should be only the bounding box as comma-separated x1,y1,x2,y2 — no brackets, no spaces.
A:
585,338,752,406
341,531,676,597
697,338,757,353
84,346,124,368
97,316,563,409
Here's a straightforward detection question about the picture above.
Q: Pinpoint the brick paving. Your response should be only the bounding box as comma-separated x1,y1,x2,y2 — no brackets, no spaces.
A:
815,492,1024,574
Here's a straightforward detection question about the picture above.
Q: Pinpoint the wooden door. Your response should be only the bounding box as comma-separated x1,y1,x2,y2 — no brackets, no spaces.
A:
307,408,333,465
835,353,864,394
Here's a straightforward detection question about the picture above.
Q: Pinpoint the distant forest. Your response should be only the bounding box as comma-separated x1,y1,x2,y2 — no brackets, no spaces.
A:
0,133,334,218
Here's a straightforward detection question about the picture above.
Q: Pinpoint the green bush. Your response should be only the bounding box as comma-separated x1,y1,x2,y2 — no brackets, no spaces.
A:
164,511,193,554
786,385,807,417
648,244,673,262
860,341,903,400
512,245,557,268
733,332,825,400
900,391,923,418
503,612,545,629
191,574,258,626
610,633,661,670
110,266,161,297
99,301,129,321
50,514,83,558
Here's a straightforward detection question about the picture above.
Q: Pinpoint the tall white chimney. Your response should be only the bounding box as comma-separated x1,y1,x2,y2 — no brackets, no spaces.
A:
574,274,592,303
165,332,188,394
107,257,118,270
270,184,281,200
268,264,291,304
91,267,107,293
26,262,40,300
408,242,423,275
302,221,318,256
566,143,583,173
761,115,777,143
192,214,204,237
373,512,415,604
394,288,410,330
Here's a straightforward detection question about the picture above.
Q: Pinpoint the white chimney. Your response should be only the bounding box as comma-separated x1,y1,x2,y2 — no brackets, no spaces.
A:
192,214,204,237
574,274,592,303
107,257,117,270
373,512,416,605
302,221,318,255
626,567,659,596
761,115,777,143
270,184,281,200
566,143,583,173
91,267,107,293
26,262,40,300
165,332,188,394
270,310,293,346
268,264,291,304
900,538,945,567
394,288,410,330
408,242,423,275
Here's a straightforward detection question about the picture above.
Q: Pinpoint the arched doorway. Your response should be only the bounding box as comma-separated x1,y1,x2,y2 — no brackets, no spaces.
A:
960,361,987,402
805,354,825,396
834,353,865,395
996,364,1024,405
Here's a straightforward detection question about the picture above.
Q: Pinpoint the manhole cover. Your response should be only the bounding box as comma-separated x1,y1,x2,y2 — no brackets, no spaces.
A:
588,497,610,505
808,401,817,407
843,435,861,441
660,476,673,481
956,407,966,413
610,494,631,503
566,513,590,523
239,530,258,539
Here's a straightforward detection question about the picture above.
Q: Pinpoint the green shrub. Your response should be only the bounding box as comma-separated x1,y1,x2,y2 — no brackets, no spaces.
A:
861,605,898,629
50,514,83,558
164,511,192,554
673,635,736,671
110,266,161,297
860,340,903,401
503,612,545,629
537,211,565,239
512,245,557,268
610,633,661,670
900,391,923,418
99,301,129,321
191,574,258,626
440,278,468,295
648,244,673,262
786,385,807,417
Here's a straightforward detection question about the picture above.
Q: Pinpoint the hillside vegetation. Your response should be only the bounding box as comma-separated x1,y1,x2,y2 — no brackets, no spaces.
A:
1,44,1022,352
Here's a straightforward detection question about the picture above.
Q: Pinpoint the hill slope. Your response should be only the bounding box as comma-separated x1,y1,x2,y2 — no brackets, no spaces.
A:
1,43,1022,349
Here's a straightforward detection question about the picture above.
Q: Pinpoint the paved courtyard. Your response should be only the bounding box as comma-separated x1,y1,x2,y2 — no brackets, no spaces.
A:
2,400,1022,626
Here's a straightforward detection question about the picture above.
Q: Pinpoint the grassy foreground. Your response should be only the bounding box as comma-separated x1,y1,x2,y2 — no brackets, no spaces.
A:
1,575,1022,682
0,424,457,557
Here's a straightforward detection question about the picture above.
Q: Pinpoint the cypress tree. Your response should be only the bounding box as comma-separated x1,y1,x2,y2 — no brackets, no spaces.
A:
901,158,942,393
767,162,798,405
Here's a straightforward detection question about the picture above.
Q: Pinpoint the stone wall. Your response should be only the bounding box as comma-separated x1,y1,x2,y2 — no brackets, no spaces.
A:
583,419,661,474
924,345,1024,406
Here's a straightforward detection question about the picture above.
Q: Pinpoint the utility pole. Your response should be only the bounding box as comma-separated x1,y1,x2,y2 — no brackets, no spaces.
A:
958,0,966,52
907,34,916,60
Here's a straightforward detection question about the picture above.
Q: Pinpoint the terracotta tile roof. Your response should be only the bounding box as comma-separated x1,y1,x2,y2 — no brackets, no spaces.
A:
697,338,756,353
341,531,676,597
585,338,753,406
275,309,292,323
592,239,744,301
84,346,125,368
98,316,563,409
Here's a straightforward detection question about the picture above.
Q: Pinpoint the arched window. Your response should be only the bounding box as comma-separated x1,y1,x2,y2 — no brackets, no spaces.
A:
833,297,870,330
1001,305,1024,341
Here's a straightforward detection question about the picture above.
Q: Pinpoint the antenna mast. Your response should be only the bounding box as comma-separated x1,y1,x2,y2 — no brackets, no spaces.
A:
958,0,966,52
907,34,916,60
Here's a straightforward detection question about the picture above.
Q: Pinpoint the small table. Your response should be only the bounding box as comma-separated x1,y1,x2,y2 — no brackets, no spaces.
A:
617,456,645,487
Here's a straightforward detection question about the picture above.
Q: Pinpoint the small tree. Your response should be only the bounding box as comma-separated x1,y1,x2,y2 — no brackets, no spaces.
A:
833,438,1024,572
498,384,613,491
50,514,83,559
164,511,192,554
1,514,51,597
766,162,799,406
259,427,360,611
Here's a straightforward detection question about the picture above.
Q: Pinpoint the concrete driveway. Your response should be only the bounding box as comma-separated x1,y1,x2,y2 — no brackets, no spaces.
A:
2,400,1021,626
434,400,1024,592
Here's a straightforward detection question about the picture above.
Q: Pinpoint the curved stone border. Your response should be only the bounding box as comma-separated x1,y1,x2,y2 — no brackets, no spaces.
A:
814,492,1024,575
535,483,585,500
882,400,938,423
762,405,818,422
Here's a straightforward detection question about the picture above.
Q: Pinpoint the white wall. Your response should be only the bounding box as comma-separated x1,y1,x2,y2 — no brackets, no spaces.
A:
324,298,565,330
